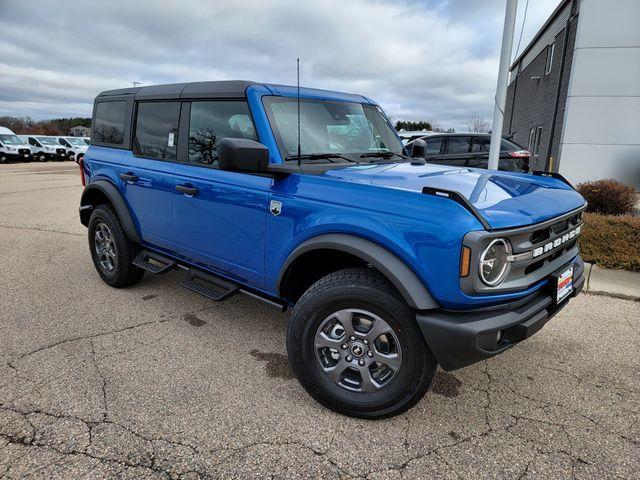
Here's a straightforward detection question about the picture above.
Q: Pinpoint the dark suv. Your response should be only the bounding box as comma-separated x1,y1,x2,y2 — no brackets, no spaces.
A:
406,133,530,172
79,81,586,418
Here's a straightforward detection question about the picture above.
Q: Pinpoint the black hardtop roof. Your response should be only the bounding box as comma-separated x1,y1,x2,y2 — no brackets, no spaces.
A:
97,80,257,100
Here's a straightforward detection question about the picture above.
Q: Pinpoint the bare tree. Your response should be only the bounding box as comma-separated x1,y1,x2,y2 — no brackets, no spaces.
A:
465,114,490,133
429,121,443,132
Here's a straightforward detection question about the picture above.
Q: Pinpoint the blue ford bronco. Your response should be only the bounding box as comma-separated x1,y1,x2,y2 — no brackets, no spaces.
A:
80,81,586,418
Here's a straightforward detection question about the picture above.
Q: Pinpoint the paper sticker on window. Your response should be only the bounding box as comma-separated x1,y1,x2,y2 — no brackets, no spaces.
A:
168,132,175,147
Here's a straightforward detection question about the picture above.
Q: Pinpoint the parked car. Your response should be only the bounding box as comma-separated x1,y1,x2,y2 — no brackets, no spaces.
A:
19,135,67,161
0,127,31,163
398,130,434,145
80,81,586,418
55,136,88,162
406,133,531,172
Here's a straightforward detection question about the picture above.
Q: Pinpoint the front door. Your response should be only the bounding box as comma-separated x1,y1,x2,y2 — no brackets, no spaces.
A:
172,100,271,289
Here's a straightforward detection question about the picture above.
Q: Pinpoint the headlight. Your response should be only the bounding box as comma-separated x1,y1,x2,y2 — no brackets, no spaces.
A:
7,146,16,151
479,239,511,286
46,146,54,150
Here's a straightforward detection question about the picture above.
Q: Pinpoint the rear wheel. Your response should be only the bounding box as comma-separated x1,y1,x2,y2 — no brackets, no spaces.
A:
287,267,437,419
88,204,144,288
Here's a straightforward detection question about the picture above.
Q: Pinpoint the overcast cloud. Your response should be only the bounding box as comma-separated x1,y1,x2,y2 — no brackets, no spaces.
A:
0,0,559,131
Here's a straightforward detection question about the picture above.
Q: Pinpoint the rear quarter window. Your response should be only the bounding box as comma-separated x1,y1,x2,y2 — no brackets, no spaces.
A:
93,101,126,145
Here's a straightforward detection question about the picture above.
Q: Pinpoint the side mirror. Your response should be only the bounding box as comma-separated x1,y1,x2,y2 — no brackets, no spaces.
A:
218,138,269,172
411,139,426,159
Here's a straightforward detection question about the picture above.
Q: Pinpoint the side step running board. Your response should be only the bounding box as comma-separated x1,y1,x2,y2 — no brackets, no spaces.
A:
180,270,239,302
133,248,287,311
133,250,176,274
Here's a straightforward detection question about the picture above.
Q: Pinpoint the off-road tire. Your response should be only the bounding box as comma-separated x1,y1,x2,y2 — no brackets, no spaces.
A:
287,267,437,419
88,204,144,288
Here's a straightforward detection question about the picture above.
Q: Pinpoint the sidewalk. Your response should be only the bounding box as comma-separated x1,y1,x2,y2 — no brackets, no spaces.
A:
583,262,640,301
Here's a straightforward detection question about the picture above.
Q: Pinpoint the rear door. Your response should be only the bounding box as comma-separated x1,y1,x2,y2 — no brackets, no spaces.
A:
171,100,271,288
441,136,472,166
119,101,180,252
468,136,490,168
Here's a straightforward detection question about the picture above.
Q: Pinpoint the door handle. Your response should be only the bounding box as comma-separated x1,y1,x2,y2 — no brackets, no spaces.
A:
120,172,138,182
175,184,199,197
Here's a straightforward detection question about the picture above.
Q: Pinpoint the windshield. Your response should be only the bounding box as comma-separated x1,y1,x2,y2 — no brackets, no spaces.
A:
37,137,59,146
263,97,403,161
0,134,24,146
65,137,86,146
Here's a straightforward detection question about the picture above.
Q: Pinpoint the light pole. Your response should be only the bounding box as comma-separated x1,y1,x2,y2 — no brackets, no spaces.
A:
488,0,518,170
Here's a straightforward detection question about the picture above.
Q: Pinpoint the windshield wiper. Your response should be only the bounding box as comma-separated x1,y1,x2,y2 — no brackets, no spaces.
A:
359,151,408,161
285,153,358,163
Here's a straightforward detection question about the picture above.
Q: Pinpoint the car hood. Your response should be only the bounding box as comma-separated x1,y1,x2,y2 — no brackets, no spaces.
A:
321,162,586,229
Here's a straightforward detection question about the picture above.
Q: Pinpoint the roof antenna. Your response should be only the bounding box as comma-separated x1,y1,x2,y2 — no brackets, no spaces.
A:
297,58,301,167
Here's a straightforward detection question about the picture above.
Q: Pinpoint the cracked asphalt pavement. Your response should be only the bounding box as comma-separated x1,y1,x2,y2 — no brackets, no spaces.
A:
1,162,639,479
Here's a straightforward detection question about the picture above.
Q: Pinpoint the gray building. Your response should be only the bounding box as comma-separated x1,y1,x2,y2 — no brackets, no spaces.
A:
504,0,640,189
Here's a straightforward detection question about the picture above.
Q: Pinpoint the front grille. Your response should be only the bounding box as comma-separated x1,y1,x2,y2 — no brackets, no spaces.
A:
18,148,30,155
56,148,66,155
524,239,578,274
529,212,582,244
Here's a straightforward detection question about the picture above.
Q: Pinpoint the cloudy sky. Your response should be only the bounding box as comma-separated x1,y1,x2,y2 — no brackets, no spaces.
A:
0,0,560,131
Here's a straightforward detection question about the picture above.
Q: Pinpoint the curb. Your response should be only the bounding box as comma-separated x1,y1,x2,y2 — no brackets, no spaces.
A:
582,262,640,301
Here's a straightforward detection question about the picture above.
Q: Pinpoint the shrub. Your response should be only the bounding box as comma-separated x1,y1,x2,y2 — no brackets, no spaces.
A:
579,213,640,271
576,179,636,216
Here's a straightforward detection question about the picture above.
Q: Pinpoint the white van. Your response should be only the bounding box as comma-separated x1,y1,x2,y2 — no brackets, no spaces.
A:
54,136,88,162
19,135,67,162
0,127,32,163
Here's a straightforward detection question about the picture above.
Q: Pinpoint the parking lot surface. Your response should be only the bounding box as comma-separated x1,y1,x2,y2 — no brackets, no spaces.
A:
1,162,639,479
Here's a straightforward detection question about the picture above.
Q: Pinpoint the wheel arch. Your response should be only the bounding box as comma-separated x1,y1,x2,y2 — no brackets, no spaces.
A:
79,180,141,243
277,234,438,310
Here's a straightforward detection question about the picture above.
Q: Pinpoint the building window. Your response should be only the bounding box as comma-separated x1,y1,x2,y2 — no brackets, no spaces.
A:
529,126,543,156
544,42,555,75
528,128,536,151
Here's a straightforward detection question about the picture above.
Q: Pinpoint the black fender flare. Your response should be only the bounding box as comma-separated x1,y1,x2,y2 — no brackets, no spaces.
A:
277,234,439,310
79,180,141,243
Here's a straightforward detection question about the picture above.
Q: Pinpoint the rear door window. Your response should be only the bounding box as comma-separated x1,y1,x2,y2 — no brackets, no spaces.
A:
134,102,180,161
445,137,471,154
93,101,126,145
187,101,257,167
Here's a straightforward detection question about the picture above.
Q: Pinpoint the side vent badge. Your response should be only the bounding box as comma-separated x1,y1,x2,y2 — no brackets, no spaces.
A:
270,200,282,216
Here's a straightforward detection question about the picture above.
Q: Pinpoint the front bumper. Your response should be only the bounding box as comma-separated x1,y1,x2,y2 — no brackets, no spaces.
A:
416,256,584,371
1,152,31,161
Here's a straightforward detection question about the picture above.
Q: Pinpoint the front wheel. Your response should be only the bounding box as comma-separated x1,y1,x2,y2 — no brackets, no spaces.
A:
287,268,437,419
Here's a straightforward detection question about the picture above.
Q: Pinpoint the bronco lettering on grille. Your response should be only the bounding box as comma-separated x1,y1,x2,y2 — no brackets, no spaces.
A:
532,226,581,258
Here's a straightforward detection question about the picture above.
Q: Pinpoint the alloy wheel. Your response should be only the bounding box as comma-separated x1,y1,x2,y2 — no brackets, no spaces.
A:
314,309,402,393
94,222,116,272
